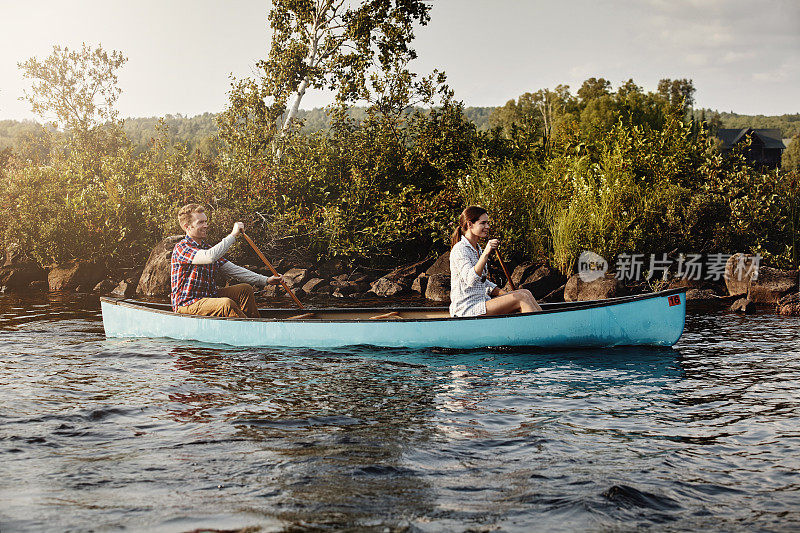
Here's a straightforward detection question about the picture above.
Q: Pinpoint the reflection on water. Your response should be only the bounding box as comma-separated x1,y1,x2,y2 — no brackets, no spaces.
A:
1,293,799,531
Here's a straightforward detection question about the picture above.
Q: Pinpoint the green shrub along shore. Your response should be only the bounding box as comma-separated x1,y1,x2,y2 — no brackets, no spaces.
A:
0,45,798,280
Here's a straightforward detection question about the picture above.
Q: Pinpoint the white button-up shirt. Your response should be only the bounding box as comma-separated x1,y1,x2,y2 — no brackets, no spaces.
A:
449,235,498,317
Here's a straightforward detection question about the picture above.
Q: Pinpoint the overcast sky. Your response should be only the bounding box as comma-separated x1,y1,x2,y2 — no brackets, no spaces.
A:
1,0,798,122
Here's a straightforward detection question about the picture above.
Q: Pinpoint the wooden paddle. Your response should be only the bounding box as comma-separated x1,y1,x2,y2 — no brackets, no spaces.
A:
496,249,516,291
241,231,305,309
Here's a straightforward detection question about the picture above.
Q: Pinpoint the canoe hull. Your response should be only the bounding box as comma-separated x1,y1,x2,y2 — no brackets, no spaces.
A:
101,290,686,349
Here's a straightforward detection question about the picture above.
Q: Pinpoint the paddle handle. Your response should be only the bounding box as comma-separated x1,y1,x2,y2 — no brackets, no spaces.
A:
496,249,516,291
241,231,304,309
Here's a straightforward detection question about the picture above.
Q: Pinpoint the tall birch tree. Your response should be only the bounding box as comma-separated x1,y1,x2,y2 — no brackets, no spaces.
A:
218,0,432,163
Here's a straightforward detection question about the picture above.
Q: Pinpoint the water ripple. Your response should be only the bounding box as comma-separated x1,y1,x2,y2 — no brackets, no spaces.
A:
1,293,799,531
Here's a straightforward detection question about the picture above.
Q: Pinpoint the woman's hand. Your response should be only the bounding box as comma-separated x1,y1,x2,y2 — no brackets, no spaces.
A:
475,239,499,279
231,222,245,237
482,238,500,257
267,274,283,285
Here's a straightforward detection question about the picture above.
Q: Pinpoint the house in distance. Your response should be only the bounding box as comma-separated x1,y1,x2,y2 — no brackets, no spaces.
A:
715,128,786,169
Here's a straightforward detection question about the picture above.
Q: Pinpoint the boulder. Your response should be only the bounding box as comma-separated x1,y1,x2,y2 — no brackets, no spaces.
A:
110,269,143,298
730,297,756,314
668,277,727,300
93,279,117,294
290,286,306,298
686,288,721,301
369,258,435,297
425,274,450,302
329,279,368,295
412,273,428,294
302,278,328,293
0,261,46,291
389,258,436,283
331,287,362,298
348,273,370,283
369,277,406,297
505,261,540,291
747,267,798,303
541,283,566,302
123,268,143,287
282,268,310,289
111,280,135,298
136,235,183,297
425,251,450,276
516,264,567,300
725,253,759,296
49,261,106,292
564,273,625,302
777,292,800,316
259,284,278,298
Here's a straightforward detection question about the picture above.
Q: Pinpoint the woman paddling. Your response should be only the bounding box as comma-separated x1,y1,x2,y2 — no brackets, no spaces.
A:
449,206,542,317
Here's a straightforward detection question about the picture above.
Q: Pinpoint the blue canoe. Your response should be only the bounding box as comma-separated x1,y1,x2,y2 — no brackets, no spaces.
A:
100,288,686,349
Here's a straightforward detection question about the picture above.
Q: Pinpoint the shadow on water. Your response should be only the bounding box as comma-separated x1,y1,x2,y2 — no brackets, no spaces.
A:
165,345,442,528
155,342,687,529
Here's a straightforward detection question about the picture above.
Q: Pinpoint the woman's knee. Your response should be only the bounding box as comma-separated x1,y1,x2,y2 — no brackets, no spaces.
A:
513,289,533,301
521,289,535,302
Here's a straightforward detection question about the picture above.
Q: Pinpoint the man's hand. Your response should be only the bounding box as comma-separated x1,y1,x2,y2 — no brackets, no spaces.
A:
267,274,283,286
231,222,245,237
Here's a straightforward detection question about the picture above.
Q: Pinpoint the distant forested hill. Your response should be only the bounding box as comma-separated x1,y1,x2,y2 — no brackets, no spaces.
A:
1,108,796,153
462,107,494,130
0,119,49,151
122,113,219,153
294,106,494,132
122,106,495,151
698,110,800,137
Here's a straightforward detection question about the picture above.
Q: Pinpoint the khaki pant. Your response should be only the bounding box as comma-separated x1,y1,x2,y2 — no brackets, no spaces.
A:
177,283,260,318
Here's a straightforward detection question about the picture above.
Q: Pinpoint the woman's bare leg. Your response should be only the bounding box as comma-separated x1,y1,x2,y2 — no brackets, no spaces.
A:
485,289,542,315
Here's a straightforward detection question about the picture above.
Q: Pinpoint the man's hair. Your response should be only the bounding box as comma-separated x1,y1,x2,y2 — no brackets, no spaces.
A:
178,204,205,229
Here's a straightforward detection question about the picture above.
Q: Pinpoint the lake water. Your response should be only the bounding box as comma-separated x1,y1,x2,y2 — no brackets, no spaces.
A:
1,292,799,532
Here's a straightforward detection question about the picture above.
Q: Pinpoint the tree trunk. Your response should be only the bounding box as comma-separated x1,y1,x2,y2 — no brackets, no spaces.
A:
283,76,311,132
275,35,319,162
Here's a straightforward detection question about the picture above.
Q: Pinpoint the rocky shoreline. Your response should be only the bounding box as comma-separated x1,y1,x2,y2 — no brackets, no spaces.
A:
2,237,798,316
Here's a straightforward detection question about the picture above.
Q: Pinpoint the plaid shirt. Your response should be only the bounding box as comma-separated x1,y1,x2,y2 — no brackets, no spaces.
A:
449,236,497,317
170,236,229,310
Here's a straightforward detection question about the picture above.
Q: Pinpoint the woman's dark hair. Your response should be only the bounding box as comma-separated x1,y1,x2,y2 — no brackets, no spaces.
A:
450,206,487,248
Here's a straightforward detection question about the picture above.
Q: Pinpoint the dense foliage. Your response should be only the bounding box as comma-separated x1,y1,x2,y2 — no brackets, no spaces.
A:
1,42,797,274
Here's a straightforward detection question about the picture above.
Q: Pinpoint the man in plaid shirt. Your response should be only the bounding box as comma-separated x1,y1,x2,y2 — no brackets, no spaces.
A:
171,204,284,317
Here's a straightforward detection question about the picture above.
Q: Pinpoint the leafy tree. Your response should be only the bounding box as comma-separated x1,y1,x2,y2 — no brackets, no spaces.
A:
488,93,541,143
219,0,434,162
577,77,611,102
18,43,127,134
657,78,695,116
216,76,280,174
781,135,800,174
